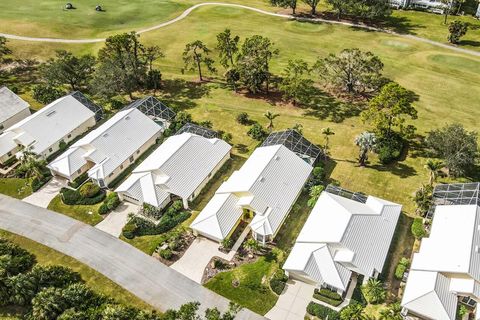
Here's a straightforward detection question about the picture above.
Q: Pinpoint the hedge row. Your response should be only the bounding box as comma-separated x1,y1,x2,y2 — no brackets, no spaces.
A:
67,172,89,189
123,211,191,239
31,175,52,192
306,302,340,320
314,288,342,301
98,192,120,215
313,293,343,307
60,187,105,205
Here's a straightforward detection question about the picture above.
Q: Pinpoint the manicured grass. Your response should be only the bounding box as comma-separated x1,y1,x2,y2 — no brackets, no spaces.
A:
204,249,283,315
0,229,153,311
47,195,103,225
0,178,32,199
120,233,169,255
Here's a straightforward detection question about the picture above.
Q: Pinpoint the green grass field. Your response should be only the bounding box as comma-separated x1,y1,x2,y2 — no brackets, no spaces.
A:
0,178,32,199
0,230,153,314
47,195,104,225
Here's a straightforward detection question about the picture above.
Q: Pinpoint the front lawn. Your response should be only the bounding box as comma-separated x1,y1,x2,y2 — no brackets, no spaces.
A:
47,194,103,225
0,229,153,311
204,249,283,315
0,178,32,199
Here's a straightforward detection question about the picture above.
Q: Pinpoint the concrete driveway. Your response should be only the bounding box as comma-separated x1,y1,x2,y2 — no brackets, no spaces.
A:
265,279,315,320
0,195,264,319
23,176,66,208
95,202,137,237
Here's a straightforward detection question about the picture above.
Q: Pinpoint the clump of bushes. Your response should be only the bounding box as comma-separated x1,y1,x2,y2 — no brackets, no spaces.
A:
159,249,173,260
68,172,89,189
306,302,340,320
313,288,343,307
411,218,426,239
98,192,121,215
376,133,404,164
351,275,367,307
247,123,268,141
31,175,52,192
236,112,251,125
269,269,288,295
60,184,105,206
361,278,386,304
122,201,191,239
395,257,410,280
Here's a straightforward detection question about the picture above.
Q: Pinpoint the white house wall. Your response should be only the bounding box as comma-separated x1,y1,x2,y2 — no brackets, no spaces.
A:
0,108,31,133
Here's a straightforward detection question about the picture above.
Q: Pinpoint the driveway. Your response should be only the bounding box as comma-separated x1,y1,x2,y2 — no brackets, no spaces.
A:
95,202,137,237
23,176,66,208
265,279,315,320
0,195,264,320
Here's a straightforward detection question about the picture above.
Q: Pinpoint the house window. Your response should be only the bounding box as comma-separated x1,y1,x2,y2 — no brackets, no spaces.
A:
49,148,53,152
77,169,82,174
7,152,11,157
0,124,4,130
208,172,212,178
67,134,72,138
109,173,114,177
120,164,124,170
136,150,140,154
129,156,134,163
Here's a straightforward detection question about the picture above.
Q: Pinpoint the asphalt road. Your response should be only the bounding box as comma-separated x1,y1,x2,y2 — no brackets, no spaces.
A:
0,194,264,320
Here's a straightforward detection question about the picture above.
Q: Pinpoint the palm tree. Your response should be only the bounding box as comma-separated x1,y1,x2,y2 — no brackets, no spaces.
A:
307,185,324,207
379,302,403,320
362,278,386,304
340,303,366,320
17,145,46,180
424,159,444,185
321,127,335,154
355,132,377,166
264,111,279,132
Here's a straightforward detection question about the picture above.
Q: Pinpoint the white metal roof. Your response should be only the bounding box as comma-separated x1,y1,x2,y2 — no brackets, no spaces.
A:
191,144,312,241
116,132,231,206
48,108,162,180
283,191,401,291
0,94,95,157
0,87,29,124
401,204,480,320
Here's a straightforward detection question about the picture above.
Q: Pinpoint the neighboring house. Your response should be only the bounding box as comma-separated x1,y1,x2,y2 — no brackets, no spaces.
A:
191,130,320,244
0,87,31,134
0,91,102,164
122,95,176,127
48,108,163,188
390,0,448,12
283,186,401,296
401,183,480,320
116,124,231,209
476,2,480,18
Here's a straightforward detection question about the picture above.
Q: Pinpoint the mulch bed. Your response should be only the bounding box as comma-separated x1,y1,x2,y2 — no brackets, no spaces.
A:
153,230,195,266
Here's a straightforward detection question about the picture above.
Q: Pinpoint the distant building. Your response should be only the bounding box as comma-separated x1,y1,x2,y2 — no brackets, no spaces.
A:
116,124,232,209
476,2,480,18
390,0,448,13
0,92,101,164
191,130,320,244
401,183,480,320
48,108,163,188
0,87,30,134
283,187,401,295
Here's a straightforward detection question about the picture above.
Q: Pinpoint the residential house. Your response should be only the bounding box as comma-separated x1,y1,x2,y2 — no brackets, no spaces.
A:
190,130,320,244
0,87,30,134
401,184,480,320
283,186,401,296
48,107,163,187
116,124,231,209
390,0,447,12
0,91,102,164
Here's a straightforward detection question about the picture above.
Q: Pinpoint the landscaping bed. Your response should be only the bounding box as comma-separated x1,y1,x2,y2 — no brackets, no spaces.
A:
306,301,340,320
152,229,195,266
313,288,344,307
219,220,249,254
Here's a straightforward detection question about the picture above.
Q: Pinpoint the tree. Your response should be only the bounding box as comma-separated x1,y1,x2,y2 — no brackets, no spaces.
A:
424,159,444,185
361,82,417,138
247,123,268,141
93,32,148,99
236,112,251,125
340,303,366,320
448,20,468,44
291,123,303,134
413,184,433,217
32,84,65,104
362,279,386,304
279,59,313,105
216,29,240,69
379,303,403,320
425,123,478,177
143,46,164,72
327,0,391,19
355,132,377,166
270,0,298,14
237,35,278,93
315,48,384,95
0,36,12,62
31,287,67,320
307,185,324,207
303,0,321,14
264,111,280,132
441,0,453,24
411,217,426,239
321,127,335,153
40,50,95,91
163,301,240,320
182,40,216,81
16,147,47,181
394,258,410,280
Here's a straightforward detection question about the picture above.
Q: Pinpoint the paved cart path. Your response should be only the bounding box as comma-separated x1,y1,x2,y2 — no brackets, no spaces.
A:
0,2,479,57
0,195,264,320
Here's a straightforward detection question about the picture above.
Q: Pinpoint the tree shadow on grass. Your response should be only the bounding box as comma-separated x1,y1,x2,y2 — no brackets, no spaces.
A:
160,79,211,111
376,15,426,35
301,86,365,123
235,144,250,154
459,39,480,47
369,161,417,178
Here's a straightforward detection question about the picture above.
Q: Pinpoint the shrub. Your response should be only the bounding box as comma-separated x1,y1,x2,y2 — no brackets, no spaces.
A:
32,84,65,104
351,276,367,307
159,249,173,260
76,191,105,205
375,133,403,164
394,257,410,280
315,288,342,301
106,192,120,210
306,302,340,320
31,175,51,192
98,203,109,215
168,240,180,251
247,123,267,141
362,278,386,304
58,139,67,151
122,211,191,238
122,223,136,239
109,96,127,110
61,188,81,205
448,20,468,44
0,238,37,277
221,238,233,250
68,173,89,189
411,218,426,239
313,293,343,307
142,203,163,220
79,182,100,198
236,112,251,125
270,278,286,295
273,269,288,282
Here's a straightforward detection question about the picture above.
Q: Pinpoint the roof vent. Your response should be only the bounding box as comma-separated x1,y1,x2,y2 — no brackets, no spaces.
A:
274,155,280,161
103,133,109,138
259,176,265,182
476,245,480,253
125,116,131,120
46,110,56,117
